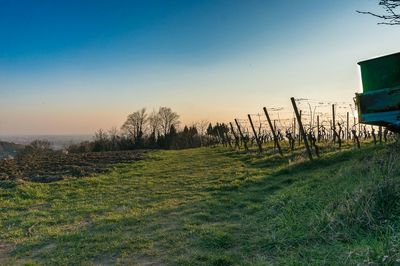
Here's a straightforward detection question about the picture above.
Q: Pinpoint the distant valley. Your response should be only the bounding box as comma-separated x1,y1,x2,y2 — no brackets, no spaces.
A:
0,135,92,150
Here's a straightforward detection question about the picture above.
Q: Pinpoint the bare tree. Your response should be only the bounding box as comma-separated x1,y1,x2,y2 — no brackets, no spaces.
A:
121,108,148,141
158,107,180,135
148,109,161,136
108,127,119,150
358,0,400,25
94,129,108,142
197,120,209,135
197,119,209,146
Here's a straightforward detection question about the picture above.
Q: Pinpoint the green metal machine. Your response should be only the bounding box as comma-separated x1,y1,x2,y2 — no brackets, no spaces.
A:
355,52,400,132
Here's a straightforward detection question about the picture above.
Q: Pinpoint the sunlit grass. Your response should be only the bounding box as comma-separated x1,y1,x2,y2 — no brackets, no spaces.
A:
0,143,399,265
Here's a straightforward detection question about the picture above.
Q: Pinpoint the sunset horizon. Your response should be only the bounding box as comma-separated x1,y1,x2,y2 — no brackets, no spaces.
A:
1,0,400,135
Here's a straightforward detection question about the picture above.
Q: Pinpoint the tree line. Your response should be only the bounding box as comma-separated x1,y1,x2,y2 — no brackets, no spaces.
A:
68,107,228,152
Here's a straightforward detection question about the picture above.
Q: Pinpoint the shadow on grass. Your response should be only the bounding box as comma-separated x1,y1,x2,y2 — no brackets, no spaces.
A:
219,143,381,178
273,144,381,177
8,143,390,265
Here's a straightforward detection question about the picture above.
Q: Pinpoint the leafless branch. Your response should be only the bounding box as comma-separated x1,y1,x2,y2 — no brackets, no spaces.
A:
357,0,400,25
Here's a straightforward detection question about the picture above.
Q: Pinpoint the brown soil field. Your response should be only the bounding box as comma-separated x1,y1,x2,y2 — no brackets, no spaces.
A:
0,150,145,183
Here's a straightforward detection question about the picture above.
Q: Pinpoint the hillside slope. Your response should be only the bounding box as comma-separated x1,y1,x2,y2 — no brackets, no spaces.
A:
0,141,24,159
0,143,399,265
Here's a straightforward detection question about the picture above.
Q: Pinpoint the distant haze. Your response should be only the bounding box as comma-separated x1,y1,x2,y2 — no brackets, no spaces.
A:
0,135,92,149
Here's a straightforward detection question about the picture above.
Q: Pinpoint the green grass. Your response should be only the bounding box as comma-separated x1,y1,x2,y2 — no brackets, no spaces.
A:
0,143,399,265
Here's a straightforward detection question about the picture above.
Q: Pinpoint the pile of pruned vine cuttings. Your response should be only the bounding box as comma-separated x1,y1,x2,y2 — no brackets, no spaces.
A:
0,150,145,183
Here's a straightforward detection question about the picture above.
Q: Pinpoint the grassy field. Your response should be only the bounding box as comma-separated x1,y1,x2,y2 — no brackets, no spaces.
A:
1,143,400,265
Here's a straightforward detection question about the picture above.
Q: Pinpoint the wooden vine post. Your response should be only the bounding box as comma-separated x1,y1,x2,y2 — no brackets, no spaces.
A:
263,107,283,156
224,130,232,148
290,97,313,161
229,122,240,149
316,115,320,142
298,110,302,145
346,112,350,140
293,117,296,141
332,104,336,143
235,119,249,152
248,114,263,153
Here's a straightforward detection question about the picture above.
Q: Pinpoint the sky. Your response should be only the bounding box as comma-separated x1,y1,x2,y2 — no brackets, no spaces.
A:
1,0,400,135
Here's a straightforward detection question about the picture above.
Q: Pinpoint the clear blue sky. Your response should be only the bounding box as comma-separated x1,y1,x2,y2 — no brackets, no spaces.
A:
1,0,400,134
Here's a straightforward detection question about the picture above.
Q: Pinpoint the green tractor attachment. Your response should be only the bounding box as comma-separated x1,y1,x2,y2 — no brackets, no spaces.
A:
355,52,400,132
